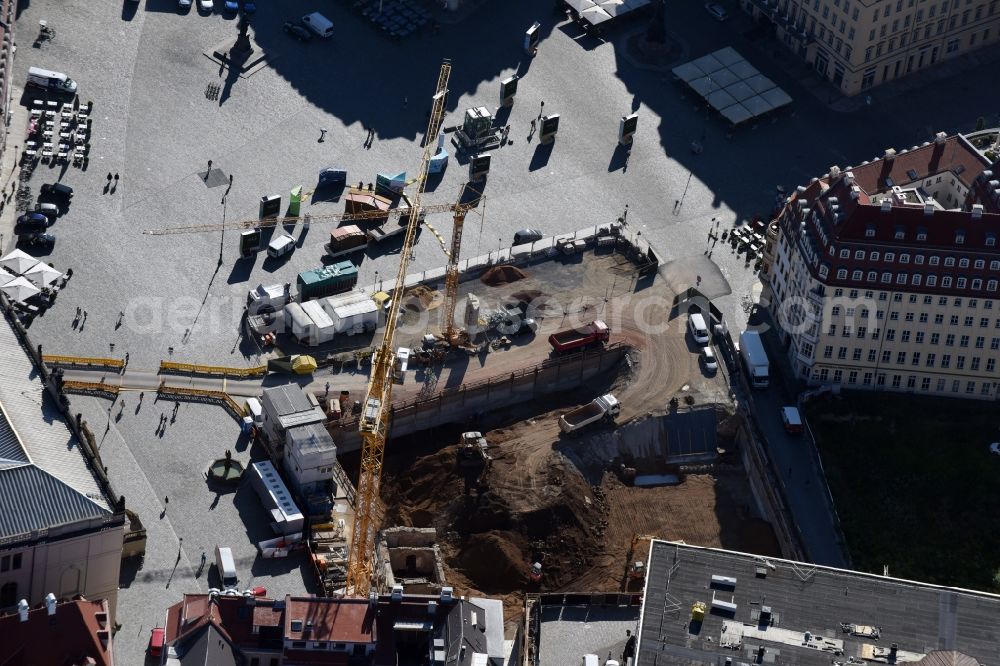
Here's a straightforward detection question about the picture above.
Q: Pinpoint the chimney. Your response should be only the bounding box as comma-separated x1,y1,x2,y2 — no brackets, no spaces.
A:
45,594,57,616
391,584,403,601
881,199,892,212
934,132,948,145
440,587,454,603
972,204,984,219
427,600,437,616
884,148,897,161
845,171,855,186
924,203,935,216
18,599,29,622
829,165,841,180
850,185,861,200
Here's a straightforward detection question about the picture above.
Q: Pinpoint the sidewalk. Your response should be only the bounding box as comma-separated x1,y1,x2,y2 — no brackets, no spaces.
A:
740,25,1000,114
0,84,29,255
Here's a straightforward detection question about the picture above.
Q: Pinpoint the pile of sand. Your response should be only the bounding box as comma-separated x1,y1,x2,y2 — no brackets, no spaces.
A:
403,285,442,311
481,265,527,286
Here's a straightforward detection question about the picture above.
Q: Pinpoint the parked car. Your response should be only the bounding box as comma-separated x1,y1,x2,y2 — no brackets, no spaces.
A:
33,202,60,219
40,182,73,199
283,21,312,41
704,2,729,20
781,406,804,434
224,0,238,11
20,232,56,247
700,347,718,374
16,213,51,230
244,0,256,12
198,0,213,11
178,0,193,8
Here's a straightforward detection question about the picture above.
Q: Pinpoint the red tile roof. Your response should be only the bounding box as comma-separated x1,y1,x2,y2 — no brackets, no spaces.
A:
847,134,989,193
164,593,285,652
283,596,376,644
0,596,113,666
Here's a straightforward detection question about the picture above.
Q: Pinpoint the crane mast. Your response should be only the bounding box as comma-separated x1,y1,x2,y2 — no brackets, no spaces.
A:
345,60,452,594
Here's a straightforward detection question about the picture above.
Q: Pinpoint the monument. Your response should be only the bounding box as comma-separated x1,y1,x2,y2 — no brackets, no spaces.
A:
208,8,268,76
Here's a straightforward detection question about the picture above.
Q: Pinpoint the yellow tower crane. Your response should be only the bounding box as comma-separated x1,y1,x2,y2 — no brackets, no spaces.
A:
345,59,452,594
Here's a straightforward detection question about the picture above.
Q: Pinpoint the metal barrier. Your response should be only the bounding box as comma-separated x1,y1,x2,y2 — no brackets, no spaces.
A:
156,385,245,421
159,361,267,378
43,354,125,369
61,380,121,397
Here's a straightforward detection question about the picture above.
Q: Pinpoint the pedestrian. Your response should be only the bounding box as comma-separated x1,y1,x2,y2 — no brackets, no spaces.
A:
530,119,536,133
539,100,545,118
319,128,327,142
139,391,144,402
325,381,330,395
207,159,213,171
76,306,81,317
674,199,680,210
114,173,119,181
83,310,88,320
107,172,112,181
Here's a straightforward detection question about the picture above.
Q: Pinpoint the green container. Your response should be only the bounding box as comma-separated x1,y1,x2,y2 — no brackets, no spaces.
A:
297,261,359,300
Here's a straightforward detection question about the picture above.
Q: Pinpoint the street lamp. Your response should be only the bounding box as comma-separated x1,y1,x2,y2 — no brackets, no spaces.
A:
219,194,228,266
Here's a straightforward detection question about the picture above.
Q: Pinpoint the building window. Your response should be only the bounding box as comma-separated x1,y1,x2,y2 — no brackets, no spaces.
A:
0,556,8,573
952,379,961,393
868,349,877,362
885,252,896,263
960,335,970,347
838,347,848,359
972,357,981,371
946,38,961,52
944,257,956,267
920,313,929,324
892,375,902,388
837,268,848,279
927,275,938,287
972,278,983,290
824,346,833,358
907,375,917,388
951,315,960,326
848,371,859,384
937,378,946,391
881,272,892,283
942,354,951,368
916,331,925,343
957,356,966,369
967,381,976,394
896,351,907,364
988,358,996,372
931,333,940,344
921,377,931,390
965,316,975,327
946,334,955,346
882,350,892,363
886,329,896,341
864,372,874,385
942,276,953,287
911,352,921,365
926,353,936,367
891,312,900,321
853,348,862,361
976,336,986,349
902,330,911,342
959,258,970,268
905,312,915,322
867,271,878,281
858,326,867,338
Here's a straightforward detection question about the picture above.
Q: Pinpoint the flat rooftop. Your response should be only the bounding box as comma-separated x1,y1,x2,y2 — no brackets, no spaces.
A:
638,541,1000,665
537,602,640,666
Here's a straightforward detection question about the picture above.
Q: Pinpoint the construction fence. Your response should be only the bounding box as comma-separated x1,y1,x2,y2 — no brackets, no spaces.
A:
42,354,125,370
159,361,267,378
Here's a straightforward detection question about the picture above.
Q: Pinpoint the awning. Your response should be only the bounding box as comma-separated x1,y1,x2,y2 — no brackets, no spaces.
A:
0,249,40,275
1,276,41,303
23,263,63,287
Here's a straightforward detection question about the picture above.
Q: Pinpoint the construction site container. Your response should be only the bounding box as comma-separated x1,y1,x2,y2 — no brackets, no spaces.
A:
285,302,313,342
301,300,336,345
322,291,378,335
297,261,358,301
325,225,368,259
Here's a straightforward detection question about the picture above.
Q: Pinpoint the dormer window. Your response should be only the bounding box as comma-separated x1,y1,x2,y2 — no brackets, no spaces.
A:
942,276,953,288
894,227,905,240
914,255,925,265
884,252,895,262
853,270,863,280
837,268,848,279
899,253,910,264
912,274,922,286
957,277,967,289
867,271,877,281
927,275,938,287
855,250,865,260
975,259,986,269
989,279,998,291
956,231,965,245
987,234,997,247
840,248,850,259
865,225,876,238
916,228,928,241
972,278,982,290
930,256,941,266
870,251,880,261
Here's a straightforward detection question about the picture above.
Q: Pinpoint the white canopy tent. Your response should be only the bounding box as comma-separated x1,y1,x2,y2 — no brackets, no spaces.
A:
23,262,63,287
1,276,41,303
672,48,793,125
0,249,40,276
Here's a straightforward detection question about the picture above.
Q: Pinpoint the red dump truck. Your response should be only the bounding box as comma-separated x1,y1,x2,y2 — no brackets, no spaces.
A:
548,320,610,353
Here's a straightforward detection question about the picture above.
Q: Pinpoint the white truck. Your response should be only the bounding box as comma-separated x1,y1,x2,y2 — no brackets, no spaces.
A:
247,283,291,313
559,393,621,434
739,330,770,388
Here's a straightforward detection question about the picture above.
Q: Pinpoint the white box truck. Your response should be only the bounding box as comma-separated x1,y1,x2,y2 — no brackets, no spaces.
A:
215,545,238,589
739,330,769,388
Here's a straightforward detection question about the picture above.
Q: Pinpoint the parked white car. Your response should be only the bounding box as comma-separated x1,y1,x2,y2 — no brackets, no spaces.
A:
199,0,213,11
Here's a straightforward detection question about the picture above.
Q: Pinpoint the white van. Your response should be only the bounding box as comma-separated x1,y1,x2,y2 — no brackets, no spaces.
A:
215,545,238,589
27,67,78,95
688,312,710,345
244,398,263,426
301,12,334,38
267,233,296,259
583,656,600,666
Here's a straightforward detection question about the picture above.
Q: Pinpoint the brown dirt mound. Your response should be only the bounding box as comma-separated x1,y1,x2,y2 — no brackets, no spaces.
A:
480,265,527,286
402,284,442,311
450,531,530,591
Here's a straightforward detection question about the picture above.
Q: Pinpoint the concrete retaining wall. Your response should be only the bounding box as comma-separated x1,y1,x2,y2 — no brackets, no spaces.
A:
332,343,630,452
